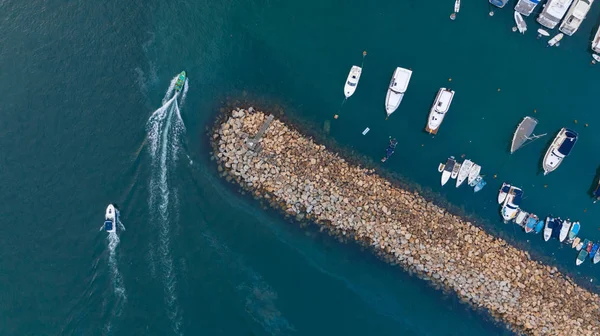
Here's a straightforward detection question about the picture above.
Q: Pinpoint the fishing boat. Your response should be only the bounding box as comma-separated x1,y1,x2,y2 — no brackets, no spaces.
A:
537,0,574,29
542,128,578,175
594,248,600,264
490,0,510,8
474,178,487,192
105,204,116,233
544,217,555,241
515,0,542,16
559,0,593,36
501,186,523,222
498,183,511,204
559,219,572,242
456,159,473,187
576,246,589,265
537,28,551,37
175,71,186,92
385,67,413,119
590,244,599,260
593,27,600,53
344,66,362,98
381,138,398,163
455,0,461,12
468,164,481,185
515,211,529,227
514,11,528,34
524,214,538,233
548,33,565,47
572,237,581,248
441,157,456,186
568,221,580,242
534,219,545,234
511,117,546,154
425,88,455,134
451,162,461,179
577,238,589,251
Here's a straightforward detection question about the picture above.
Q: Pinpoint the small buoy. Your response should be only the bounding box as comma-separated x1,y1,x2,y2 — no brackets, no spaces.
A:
363,50,367,56
544,184,548,188
489,11,495,16
450,13,456,20
448,78,452,82
497,88,501,92
585,123,589,127
534,109,537,113
574,119,578,124
421,144,424,147
461,154,466,158
334,114,339,119
493,174,497,179
512,27,518,32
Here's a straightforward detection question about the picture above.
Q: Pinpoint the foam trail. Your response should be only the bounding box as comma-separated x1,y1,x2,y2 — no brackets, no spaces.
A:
162,76,178,105
104,231,127,333
180,79,189,106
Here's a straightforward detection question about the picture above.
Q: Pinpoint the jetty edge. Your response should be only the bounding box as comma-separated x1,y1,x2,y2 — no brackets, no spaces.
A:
211,107,600,335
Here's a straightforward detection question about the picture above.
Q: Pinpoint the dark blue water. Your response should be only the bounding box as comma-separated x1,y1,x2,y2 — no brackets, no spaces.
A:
2,0,600,334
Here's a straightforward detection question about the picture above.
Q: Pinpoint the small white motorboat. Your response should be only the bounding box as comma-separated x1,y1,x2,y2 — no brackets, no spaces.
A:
515,210,529,227
454,0,461,13
441,157,456,186
514,11,527,34
537,28,551,37
559,219,572,242
344,65,362,98
425,88,455,134
548,33,564,47
571,237,581,249
385,67,413,119
501,186,523,222
467,164,481,186
594,248,600,264
456,159,473,187
542,128,578,175
593,54,600,62
498,183,511,204
105,204,117,233
544,217,555,242
451,162,461,179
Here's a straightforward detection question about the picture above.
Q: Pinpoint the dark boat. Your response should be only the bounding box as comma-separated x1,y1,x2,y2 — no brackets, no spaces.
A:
590,244,599,260
381,138,398,163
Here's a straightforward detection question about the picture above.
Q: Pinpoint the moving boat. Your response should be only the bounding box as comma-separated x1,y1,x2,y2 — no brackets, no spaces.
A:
468,164,481,185
344,66,362,98
441,157,456,186
490,0,510,8
559,219,572,242
593,26,600,53
524,214,538,233
544,217,555,241
515,211,529,227
385,67,413,119
451,162,461,179
501,186,523,222
474,178,487,192
514,11,528,34
568,221,581,242
537,0,574,29
576,246,589,265
498,183,511,204
589,244,599,260
455,0,461,12
425,88,455,134
511,117,546,154
559,0,593,36
515,0,542,16
576,238,589,251
175,71,186,92
548,33,565,47
105,204,116,233
456,159,473,187
542,128,578,175
534,219,545,234
572,237,581,248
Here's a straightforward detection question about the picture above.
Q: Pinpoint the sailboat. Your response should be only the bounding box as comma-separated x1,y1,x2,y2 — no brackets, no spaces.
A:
511,117,546,153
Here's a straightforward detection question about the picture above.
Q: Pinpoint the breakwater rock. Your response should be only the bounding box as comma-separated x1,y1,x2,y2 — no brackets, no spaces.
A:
211,108,600,335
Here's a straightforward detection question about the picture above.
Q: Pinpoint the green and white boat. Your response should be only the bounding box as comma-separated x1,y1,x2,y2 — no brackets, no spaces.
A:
175,71,186,92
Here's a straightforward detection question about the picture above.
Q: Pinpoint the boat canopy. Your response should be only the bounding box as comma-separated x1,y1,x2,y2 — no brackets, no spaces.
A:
104,220,114,231
512,189,523,205
558,129,578,155
547,0,574,19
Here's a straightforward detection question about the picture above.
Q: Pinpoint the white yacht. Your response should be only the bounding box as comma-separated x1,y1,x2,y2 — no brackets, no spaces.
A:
456,159,473,188
441,157,456,186
105,204,117,233
559,219,572,242
344,66,362,98
537,0,574,29
514,12,528,34
559,0,594,36
467,164,481,185
425,88,455,134
593,26,600,53
542,128,578,175
515,0,542,16
385,67,412,118
501,186,523,223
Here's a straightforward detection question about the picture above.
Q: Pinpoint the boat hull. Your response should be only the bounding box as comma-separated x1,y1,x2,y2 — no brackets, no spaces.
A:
498,183,510,204
385,67,412,118
175,71,186,92
456,159,472,187
537,0,574,29
558,0,592,36
542,128,577,175
576,250,588,265
514,12,527,34
344,66,362,98
559,221,571,242
425,88,454,134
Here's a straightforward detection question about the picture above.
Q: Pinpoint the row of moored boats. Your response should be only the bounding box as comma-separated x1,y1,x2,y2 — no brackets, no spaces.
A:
438,157,487,191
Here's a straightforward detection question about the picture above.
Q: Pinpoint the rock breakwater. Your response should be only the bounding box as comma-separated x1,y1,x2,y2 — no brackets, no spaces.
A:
211,108,600,335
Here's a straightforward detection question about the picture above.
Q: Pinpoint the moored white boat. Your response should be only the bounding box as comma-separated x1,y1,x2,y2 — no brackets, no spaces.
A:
548,33,565,47
515,210,529,227
593,54,600,62
524,214,538,233
511,116,545,154
344,66,362,98
501,186,523,222
425,88,455,134
454,0,461,12
537,28,551,37
385,67,412,118
542,128,578,175
559,0,593,36
514,11,527,34
559,219,572,242
544,217,555,241
456,159,473,187
515,0,542,16
468,164,481,185
441,157,456,186
498,183,511,204
537,0,574,29
576,248,589,265
593,27,600,53
594,248,600,264
105,204,116,233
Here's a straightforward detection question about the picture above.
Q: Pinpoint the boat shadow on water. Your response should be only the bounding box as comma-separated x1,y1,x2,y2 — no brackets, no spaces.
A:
586,166,600,199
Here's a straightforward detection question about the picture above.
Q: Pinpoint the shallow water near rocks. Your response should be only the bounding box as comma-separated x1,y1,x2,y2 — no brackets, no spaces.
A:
1,0,599,335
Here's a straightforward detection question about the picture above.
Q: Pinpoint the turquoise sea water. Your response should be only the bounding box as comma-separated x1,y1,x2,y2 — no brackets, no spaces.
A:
2,0,600,335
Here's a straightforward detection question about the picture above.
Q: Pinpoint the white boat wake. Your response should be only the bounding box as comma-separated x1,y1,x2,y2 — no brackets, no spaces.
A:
104,231,127,333
146,75,187,335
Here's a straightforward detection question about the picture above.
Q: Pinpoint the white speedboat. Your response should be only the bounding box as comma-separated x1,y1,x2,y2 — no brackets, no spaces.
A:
548,33,565,47
501,186,523,222
559,0,593,36
515,0,542,16
468,164,481,186
515,210,529,227
344,66,362,98
425,88,455,134
542,128,578,175
385,67,412,118
514,11,527,34
451,162,461,179
105,204,116,233
537,0,574,29
559,219,572,242
544,217,555,241
454,0,461,12
441,157,456,186
498,183,511,204
456,159,473,187
593,27,600,53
